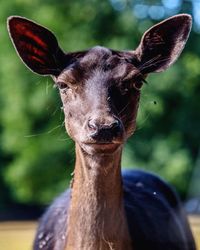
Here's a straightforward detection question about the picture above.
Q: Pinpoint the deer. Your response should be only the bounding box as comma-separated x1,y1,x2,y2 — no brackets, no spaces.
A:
7,14,196,250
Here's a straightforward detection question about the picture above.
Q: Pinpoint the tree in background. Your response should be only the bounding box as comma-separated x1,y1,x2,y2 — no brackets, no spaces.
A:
0,0,199,210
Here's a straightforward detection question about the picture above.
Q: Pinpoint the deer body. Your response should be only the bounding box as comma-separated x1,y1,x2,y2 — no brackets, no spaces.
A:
7,14,196,250
33,146,194,250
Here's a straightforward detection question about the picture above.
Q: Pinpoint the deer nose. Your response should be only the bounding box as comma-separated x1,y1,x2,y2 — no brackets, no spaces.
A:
88,118,122,142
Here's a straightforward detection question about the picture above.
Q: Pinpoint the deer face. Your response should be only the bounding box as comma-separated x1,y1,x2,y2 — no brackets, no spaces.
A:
7,15,192,154
56,47,142,154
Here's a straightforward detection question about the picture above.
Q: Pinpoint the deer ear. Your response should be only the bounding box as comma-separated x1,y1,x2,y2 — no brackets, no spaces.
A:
7,16,67,76
135,14,192,73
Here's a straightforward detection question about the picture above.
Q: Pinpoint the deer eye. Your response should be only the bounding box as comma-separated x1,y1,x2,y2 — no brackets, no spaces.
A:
132,77,147,91
132,81,143,90
56,81,69,90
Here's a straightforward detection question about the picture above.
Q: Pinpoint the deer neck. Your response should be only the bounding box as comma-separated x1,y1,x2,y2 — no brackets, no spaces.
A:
65,143,132,250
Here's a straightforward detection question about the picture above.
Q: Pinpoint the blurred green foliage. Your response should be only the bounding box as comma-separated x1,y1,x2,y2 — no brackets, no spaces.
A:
0,0,199,208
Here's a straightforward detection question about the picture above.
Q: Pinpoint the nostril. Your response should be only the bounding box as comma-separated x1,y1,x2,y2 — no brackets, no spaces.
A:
88,119,98,131
110,119,120,129
103,119,121,132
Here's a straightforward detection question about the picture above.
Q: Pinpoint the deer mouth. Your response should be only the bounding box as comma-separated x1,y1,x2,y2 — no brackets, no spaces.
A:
87,142,121,147
80,141,122,154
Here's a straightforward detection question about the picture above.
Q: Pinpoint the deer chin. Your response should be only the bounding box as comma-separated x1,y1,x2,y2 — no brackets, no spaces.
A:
79,141,122,155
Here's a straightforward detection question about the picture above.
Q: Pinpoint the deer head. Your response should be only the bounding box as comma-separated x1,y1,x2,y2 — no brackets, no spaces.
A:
7,15,192,155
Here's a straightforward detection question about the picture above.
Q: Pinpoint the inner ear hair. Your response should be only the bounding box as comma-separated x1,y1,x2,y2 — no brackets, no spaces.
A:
134,14,192,74
7,16,68,76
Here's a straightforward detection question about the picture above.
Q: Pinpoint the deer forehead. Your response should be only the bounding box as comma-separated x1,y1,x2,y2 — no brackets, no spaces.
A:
57,46,139,88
